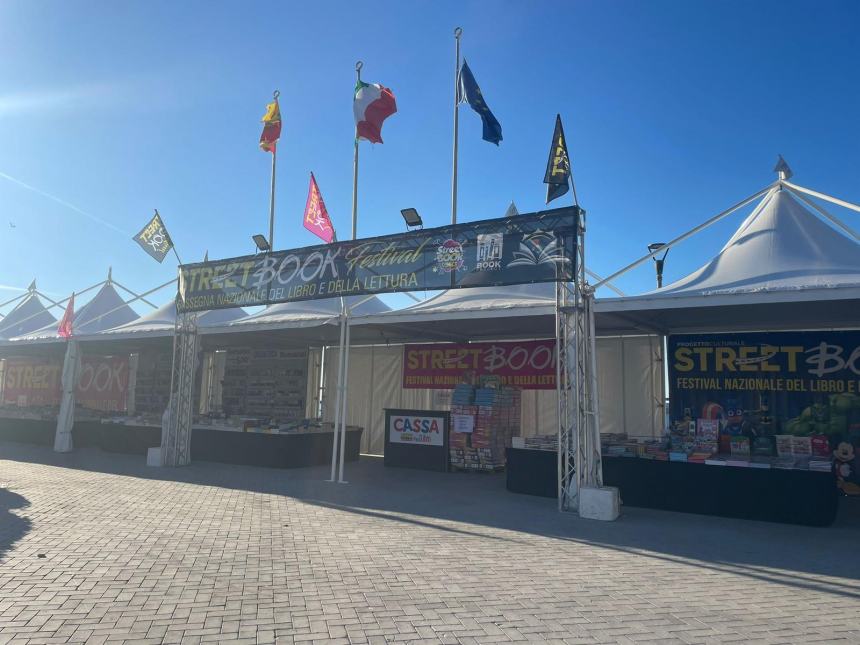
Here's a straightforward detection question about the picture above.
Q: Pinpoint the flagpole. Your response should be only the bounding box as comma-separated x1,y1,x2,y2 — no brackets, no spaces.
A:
334,62,363,484
268,89,280,249
451,27,462,225
352,62,362,240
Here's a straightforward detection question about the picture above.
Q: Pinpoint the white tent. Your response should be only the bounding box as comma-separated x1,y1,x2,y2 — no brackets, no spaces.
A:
322,283,663,453
0,291,56,339
596,187,860,335
99,298,247,340
354,283,557,343
10,282,140,343
201,295,390,342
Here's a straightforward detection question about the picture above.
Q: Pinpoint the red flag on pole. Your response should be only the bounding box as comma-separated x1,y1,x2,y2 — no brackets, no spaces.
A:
303,173,335,243
57,293,75,339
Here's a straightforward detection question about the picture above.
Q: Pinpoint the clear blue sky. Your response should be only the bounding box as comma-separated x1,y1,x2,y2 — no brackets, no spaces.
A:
1,0,859,314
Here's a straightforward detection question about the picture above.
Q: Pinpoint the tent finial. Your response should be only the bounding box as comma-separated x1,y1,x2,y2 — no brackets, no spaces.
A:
107,266,113,283
774,154,793,181
27,279,36,293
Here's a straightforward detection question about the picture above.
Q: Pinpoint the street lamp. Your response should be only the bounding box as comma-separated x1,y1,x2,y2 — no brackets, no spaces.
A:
647,242,669,288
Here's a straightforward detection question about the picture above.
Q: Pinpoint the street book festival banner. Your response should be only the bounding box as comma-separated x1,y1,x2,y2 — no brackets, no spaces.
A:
177,208,578,312
668,331,860,438
403,340,556,390
2,356,129,412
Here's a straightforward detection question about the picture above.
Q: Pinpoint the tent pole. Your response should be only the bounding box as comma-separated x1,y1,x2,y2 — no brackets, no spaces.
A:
337,317,352,483
112,279,159,308
593,183,776,290
784,185,860,242
328,305,347,482
317,346,327,418
584,269,625,296
0,291,27,310
782,180,860,215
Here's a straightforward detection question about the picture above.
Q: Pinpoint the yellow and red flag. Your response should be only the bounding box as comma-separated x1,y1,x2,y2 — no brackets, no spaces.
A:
303,173,335,243
259,97,282,152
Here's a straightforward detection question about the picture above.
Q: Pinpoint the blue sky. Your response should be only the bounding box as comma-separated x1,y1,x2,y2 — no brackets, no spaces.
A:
1,0,859,315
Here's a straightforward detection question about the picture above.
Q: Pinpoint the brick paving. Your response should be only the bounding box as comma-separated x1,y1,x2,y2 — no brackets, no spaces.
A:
1,441,859,644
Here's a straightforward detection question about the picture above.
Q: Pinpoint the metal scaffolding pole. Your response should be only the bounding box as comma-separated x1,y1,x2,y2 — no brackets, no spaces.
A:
556,206,601,512
162,308,199,466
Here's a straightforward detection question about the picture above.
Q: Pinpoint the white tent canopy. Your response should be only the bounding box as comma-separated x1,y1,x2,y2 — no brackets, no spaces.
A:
355,283,557,344
201,294,391,341
9,282,140,343
0,291,56,339
100,298,247,340
596,187,860,334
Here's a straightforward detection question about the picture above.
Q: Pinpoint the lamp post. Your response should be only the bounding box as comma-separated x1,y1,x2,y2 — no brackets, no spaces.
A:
647,242,669,289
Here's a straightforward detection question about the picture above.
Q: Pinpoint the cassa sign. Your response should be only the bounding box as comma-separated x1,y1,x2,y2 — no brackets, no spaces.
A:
389,414,444,446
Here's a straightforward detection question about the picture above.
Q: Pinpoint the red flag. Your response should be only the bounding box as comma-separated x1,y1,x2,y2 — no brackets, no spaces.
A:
259,98,281,153
303,173,335,243
57,293,75,339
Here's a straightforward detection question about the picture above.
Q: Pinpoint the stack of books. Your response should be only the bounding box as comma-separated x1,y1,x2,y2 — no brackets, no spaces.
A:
452,384,475,405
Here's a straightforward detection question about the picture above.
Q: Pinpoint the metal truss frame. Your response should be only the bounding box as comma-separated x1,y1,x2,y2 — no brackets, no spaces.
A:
162,309,199,466
557,209,602,511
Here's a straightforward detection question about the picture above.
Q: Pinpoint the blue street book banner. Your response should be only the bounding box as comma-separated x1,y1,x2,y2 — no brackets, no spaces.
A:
669,331,860,438
177,207,577,312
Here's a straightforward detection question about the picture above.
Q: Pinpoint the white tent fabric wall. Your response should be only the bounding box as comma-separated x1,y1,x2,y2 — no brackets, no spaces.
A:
321,345,438,455
596,336,664,438
321,336,664,455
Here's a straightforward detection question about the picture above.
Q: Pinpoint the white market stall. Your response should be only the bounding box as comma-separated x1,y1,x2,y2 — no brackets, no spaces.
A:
588,176,860,525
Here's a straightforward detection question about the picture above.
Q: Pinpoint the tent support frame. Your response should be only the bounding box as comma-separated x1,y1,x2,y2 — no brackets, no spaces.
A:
162,309,199,466
557,210,601,512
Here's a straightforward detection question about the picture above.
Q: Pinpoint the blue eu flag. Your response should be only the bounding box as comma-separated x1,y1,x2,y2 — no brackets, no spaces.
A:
457,60,502,145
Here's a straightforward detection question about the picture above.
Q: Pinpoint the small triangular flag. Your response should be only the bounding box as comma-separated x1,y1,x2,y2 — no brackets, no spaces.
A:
774,155,793,180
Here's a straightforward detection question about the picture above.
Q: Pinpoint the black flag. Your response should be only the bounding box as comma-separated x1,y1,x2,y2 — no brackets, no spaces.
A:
133,210,174,263
544,114,571,204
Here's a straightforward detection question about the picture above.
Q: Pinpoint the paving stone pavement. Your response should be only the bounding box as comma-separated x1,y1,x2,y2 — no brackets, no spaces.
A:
1,441,859,645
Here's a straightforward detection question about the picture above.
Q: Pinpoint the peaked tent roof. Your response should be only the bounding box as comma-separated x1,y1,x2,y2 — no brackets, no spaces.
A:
596,187,860,334
354,283,557,343
10,282,140,342
98,298,247,339
650,189,860,296
0,292,57,339
205,294,391,336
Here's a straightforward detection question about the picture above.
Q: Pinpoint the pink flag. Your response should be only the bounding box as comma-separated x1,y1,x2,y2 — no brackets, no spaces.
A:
303,173,335,243
57,293,75,339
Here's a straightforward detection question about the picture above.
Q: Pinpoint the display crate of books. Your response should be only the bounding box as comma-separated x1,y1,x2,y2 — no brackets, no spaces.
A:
449,385,521,472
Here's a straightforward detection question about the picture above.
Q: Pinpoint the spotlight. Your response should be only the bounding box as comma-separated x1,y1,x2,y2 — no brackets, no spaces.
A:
400,208,423,229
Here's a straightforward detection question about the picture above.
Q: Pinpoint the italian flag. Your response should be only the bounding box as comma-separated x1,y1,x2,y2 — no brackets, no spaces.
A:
354,80,397,144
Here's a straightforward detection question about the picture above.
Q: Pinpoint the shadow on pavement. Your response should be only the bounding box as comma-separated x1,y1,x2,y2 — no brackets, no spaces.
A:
0,485,31,562
2,440,860,599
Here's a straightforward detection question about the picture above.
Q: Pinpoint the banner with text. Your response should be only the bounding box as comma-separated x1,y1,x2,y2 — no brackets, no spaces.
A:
669,331,860,436
2,356,130,412
403,339,556,390
177,208,578,312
